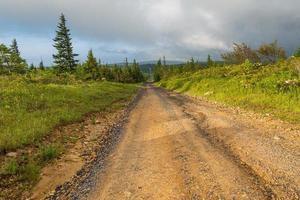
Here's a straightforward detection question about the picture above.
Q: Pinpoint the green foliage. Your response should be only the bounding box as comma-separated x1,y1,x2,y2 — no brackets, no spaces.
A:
153,58,202,82
294,46,300,57
1,159,18,175
39,143,63,162
222,41,287,65
0,40,27,75
158,58,300,124
1,158,40,182
10,39,20,55
0,75,139,151
53,14,78,73
83,49,99,80
207,54,214,67
257,40,286,63
221,43,260,64
19,161,41,182
29,63,35,71
39,60,45,70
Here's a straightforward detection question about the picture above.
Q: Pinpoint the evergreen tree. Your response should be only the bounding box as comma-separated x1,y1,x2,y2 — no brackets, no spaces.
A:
157,58,162,66
163,56,166,66
125,57,129,67
30,63,35,71
0,44,11,74
190,57,195,70
154,58,162,82
207,54,214,67
9,39,27,73
53,14,78,73
10,39,20,56
39,60,45,70
294,46,300,57
83,49,98,79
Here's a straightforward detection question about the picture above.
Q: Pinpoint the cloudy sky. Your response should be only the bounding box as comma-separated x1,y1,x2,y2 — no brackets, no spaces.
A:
0,0,300,65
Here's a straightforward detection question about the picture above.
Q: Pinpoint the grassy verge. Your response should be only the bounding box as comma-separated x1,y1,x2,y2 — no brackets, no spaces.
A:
0,74,139,198
158,58,300,124
0,75,138,151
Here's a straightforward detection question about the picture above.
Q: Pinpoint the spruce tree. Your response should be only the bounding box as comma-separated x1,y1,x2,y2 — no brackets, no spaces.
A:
39,60,45,70
133,59,137,66
84,49,98,79
125,57,129,67
0,44,11,70
157,58,162,66
207,54,214,67
10,39,20,56
53,14,78,73
190,57,195,70
30,63,35,71
9,39,27,73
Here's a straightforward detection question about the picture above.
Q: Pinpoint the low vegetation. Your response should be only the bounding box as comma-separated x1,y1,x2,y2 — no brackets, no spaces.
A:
0,74,138,152
156,57,300,124
0,74,139,198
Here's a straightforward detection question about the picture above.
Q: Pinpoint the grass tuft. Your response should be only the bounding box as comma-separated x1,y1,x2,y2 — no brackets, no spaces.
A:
38,143,63,162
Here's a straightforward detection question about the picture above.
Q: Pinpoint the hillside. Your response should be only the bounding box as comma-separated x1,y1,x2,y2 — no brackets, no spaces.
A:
157,58,300,124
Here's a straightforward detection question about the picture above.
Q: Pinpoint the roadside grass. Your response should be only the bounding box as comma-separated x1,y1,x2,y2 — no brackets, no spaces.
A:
38,143,63,162
158,58,300,124
0,157,41,183
0,74,139,152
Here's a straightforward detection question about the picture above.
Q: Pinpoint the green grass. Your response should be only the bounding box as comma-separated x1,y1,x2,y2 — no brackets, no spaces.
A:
38,143,63,162
158,58,300,124
1,159,18,175
0,75,139,151
0,158,41,183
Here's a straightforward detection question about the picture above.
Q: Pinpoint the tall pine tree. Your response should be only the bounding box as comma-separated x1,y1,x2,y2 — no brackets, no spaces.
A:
53,14,78,73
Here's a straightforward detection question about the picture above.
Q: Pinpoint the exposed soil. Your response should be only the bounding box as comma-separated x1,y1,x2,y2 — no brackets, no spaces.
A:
30,110,127,199
36,84,300,199
0,89,140,200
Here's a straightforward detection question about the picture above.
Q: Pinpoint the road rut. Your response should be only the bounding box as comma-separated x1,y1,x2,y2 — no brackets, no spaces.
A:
84,85,299,200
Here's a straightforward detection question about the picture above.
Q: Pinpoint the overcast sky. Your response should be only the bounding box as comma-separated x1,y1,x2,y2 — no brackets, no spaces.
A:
0,0,300,65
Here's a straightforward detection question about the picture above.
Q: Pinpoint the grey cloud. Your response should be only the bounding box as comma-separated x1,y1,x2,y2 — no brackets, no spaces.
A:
0,0,300,63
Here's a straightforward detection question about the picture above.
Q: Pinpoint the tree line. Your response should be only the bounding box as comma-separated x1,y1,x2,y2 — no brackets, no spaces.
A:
153,40,300,81
0,14,144,83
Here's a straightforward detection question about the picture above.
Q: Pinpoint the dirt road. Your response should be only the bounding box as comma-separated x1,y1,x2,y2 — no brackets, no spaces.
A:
50,85,300,200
